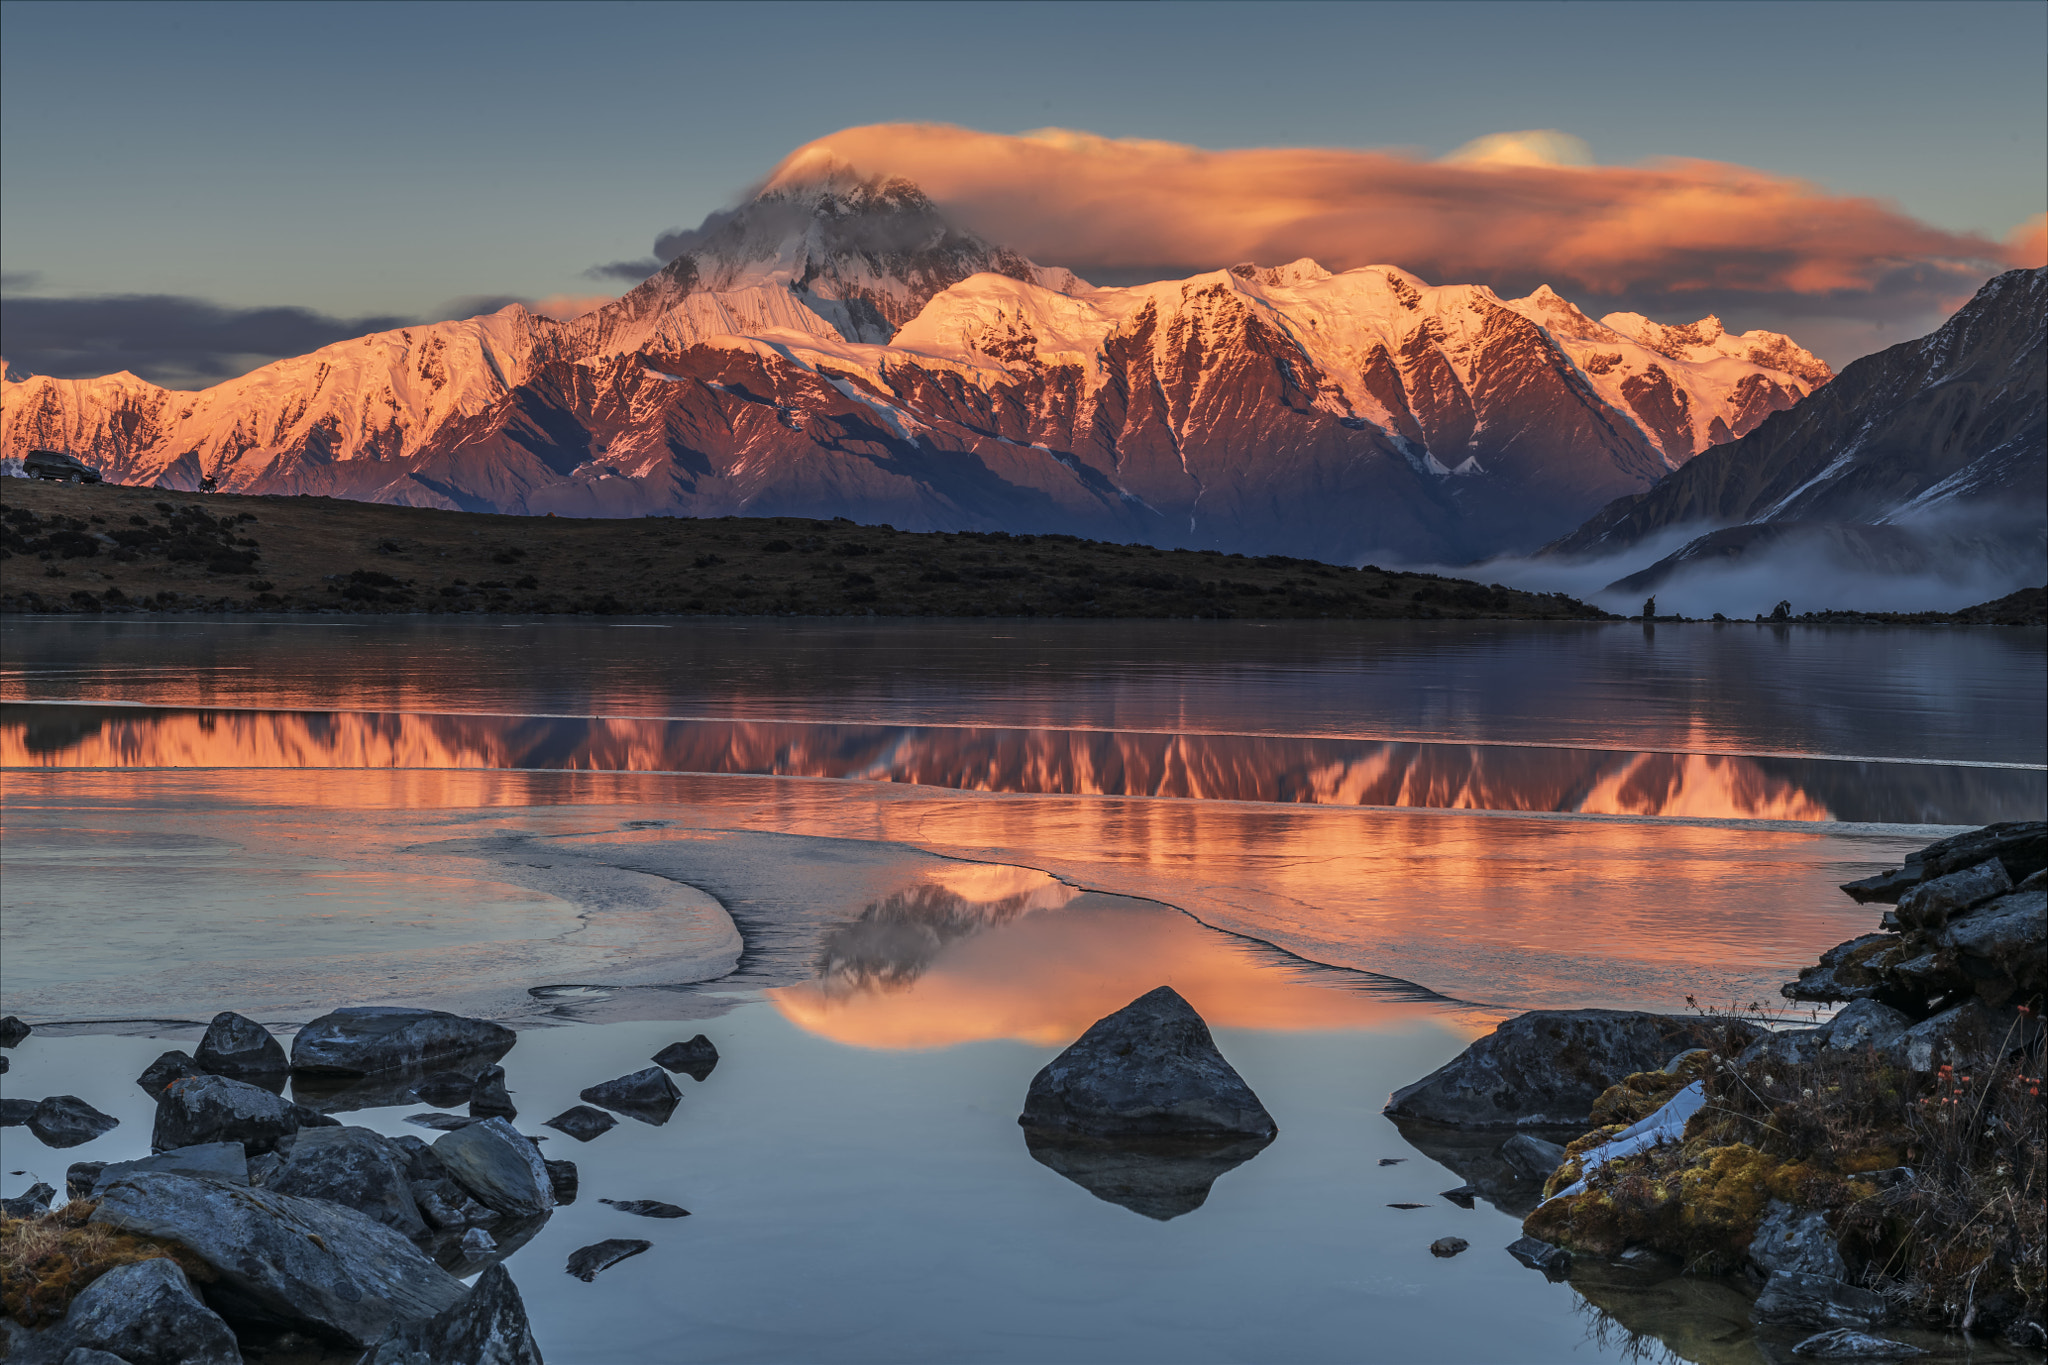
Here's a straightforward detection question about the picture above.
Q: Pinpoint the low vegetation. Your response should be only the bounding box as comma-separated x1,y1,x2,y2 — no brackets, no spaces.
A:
0,480,1613,620
1527,1003,2045,1335
0,1200,212,1327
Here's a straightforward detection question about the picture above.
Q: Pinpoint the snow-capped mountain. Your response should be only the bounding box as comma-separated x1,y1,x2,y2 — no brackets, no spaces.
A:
1,171,1832,562
1548,265,2046,582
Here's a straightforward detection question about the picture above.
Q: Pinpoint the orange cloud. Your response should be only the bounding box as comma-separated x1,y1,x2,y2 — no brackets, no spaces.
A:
762,124,2013,303
2008,213,2048,269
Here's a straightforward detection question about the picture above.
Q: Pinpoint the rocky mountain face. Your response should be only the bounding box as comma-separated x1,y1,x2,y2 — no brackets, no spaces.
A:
1,174,1832,563
1549,267,2047,575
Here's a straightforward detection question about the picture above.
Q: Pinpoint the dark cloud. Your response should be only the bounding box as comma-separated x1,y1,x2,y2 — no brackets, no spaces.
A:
584,257,664,283
1,293,409,387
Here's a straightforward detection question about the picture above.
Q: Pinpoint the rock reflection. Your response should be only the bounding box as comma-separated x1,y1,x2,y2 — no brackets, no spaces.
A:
811,867,1079,995
7,702,2039,824
1022,1130,1275,1221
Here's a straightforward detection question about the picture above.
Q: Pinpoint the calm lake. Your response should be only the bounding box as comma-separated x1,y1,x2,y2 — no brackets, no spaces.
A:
2,615,2043,1364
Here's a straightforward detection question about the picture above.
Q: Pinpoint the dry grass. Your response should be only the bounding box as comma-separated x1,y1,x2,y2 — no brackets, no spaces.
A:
0,1200,212,1328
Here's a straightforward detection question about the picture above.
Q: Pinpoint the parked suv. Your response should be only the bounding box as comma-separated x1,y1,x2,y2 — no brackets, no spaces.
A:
23,450,102,484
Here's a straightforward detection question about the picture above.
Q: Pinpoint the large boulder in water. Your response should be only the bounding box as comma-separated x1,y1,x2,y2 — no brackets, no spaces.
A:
90,1172,465,1348
290,1007,515,1077
432,1118,555,1217
268,1125,427,1239
153,1074,300,1155
194,1011,288,1085
25,1095,119,1148
1018,986,1276,1139
1384,1010,1729,1128
364,1264,543,1365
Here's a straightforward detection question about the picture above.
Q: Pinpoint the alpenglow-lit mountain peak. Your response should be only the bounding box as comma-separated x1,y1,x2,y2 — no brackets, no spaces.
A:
2,168,1837,563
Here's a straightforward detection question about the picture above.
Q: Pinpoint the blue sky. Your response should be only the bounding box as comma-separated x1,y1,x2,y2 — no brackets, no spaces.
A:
2,0,2043,379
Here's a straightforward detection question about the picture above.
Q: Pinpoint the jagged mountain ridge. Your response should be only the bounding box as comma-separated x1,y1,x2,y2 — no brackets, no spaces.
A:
1,173,1832,562
1549,265,2047,564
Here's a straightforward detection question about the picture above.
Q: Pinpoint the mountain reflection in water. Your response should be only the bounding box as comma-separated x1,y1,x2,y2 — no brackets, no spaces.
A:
5,703,2039,824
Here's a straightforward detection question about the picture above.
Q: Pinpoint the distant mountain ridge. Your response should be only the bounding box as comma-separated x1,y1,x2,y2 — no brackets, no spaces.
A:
1,170,1832,563
1547,266,2046,592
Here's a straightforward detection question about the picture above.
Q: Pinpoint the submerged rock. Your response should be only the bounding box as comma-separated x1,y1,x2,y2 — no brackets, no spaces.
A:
598,1198,690,1219
268,1126,427,1239
1499,1133,1567,1182
1792,1328,1927,1358
290,1006,515,1077
578,1067,682,1125
153,1074,299,1155
542,1105,618,1142
1752,1271,1891,1329
405,1112,484,1131
1506,1235,1571,1279
411,1071,481,1109
1019,986,1275,1139
194,1011,289,1085
136,1050,204,1100
0,1097,35,1126
364,1263,543,1365
433,1117,555,1217
1022,1129,1271,1221
27,1095,120,1148
90,1172,465,1349
1429,1237,1469,1258
651,1035,719,1080
1385,1010,1730,1128
543,1159,578,1205
565,1238,651,1282
54,1257,242,1365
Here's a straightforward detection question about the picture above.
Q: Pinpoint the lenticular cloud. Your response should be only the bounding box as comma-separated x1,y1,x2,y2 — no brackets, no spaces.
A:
760,123,2020,307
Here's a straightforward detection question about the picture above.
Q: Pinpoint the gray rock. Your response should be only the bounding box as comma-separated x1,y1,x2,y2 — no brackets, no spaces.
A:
1752,1271,1891,1329
59,1257,242,1365
1910,821,2047,883
1839,866,1927,905
1498,1133,1568,1181
194,1011,288,1084
245,1152,281,1186
1941,888,2046,999
1825,1001,1912,1054
543,1159,577,1205
1386,1010,1731,1128
0,1015,29,1046
94,1141,250,1192
1740,1027,1830,1073
289,1103,341,1131
66,1162,106,1200
1895,859,2012,931
1750,1200,1849,1279
651,1035,719,1080
388,1136,493,1232
364,1264,543,1365
1506,1235,1571,1278
290,1006,515,1077
565,1238,651,1282
1783,935,1894,1003
268,1126,426,1239
90,1172,465,1349
152,1074,298,1155
1019,987,1275,1139
1894,998,2026,1072
461,1227,498,1253
542,1105,617,1142
136,1050,203,1100
1429,1237,1469,1257
433,1118,555,1217
599,1198,690,1219
1,1182,55,1217
1792,1328,1927,1358
470,1065,516,1119
578,1067,682,1125
1,1097,36,1126
65,1351,131,1365
27,1095,120,1148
